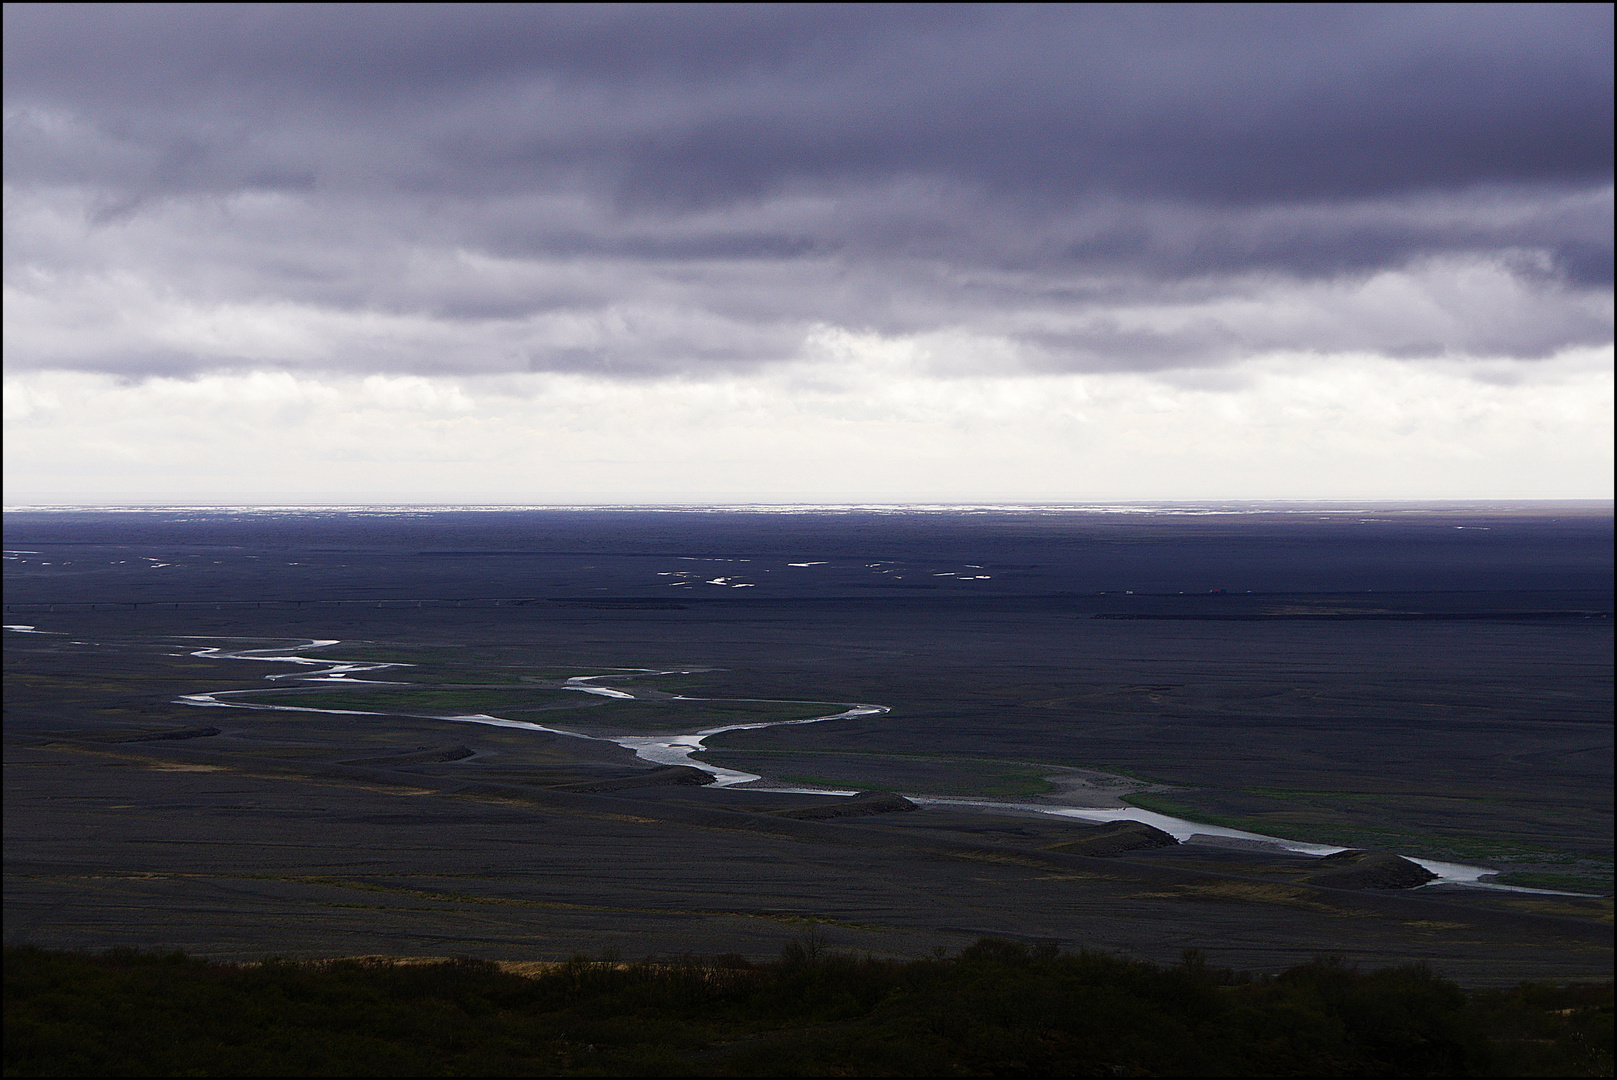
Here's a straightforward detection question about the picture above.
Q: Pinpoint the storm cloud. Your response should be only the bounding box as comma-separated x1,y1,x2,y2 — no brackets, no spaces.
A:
5,4,1610,381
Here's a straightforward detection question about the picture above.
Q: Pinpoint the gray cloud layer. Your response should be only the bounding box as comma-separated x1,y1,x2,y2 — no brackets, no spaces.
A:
5,3,1611,377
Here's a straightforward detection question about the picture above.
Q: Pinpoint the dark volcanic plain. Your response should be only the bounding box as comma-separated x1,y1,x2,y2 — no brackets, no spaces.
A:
3,507,1611,986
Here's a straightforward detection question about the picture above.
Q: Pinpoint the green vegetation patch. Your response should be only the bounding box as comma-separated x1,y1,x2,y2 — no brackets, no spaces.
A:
224,689,847,733
1490,871,1615,895
1120,793,1602,868
6,943,1611,1076
229,687,593,716
302,645,473,666
307,645,620,683
362,669,545,685
566,699,849,733
703,750,1059,797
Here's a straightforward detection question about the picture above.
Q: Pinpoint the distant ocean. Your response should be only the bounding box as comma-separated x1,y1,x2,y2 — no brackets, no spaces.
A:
4,503,1611,610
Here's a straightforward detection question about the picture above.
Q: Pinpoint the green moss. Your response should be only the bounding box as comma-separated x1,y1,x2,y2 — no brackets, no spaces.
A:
703,751,1058,797
1120,793,1595,866
1489,871,1613,895
573,699,848,732
776,774,871,789
230,688,589,716
226,687,847,733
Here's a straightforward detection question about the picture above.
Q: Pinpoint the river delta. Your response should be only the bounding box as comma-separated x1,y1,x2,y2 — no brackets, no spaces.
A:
4,506,1611,985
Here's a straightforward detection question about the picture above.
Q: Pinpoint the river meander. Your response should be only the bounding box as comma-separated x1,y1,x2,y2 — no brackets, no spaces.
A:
138,635,1585,895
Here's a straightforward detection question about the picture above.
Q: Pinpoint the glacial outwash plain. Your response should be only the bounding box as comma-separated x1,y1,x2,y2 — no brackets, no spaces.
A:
3,506,1611,986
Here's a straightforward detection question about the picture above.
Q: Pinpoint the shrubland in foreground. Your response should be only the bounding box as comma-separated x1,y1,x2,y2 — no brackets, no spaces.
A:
5,939,1611,1076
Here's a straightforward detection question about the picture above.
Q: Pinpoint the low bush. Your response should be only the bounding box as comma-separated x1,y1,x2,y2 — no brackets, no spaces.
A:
5,940,1610,1075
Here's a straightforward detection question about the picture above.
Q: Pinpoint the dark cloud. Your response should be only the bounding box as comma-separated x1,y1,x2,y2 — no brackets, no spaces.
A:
4,3,1610,377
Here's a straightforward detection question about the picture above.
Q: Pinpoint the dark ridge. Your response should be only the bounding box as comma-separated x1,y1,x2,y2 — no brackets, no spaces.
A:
772,790,919,820
1045,819,1179,857
109,726,220,743
545,765,713,793
338,745,476,767
1305,850,1439,890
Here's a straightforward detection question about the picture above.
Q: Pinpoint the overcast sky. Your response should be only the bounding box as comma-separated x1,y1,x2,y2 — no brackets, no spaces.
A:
4,3,1611,503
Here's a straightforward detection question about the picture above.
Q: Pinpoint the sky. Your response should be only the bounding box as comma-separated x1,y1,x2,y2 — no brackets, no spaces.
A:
4,3,1612,504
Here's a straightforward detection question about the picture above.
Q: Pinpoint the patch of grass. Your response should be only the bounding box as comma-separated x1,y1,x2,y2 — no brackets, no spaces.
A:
628,674,723,693
570,699,848,732
374,669,544,685
1504,898,1614,923
776,774,867,790
704,751,1059,797
512,669,645,682
307,645,619,682
229,688,591,715
1490,871,1614,895
228,687,849,732
1119,792,1229,821
302,646,471,665
1241,786,1403,803
1087,764,1165,784
968,772,1059,797
1119,793,1593,866
1173,880,1334,911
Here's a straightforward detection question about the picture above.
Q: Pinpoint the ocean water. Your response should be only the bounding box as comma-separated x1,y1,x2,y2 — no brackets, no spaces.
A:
4,502,1611,610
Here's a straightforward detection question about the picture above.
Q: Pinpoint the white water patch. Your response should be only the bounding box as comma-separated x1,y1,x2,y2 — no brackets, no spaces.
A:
267,663,412,682
564,684,636,699
907,796,1584,893
168,645,874,786
562,669,713,699
183,638,339,661
179,691,377,716
750,785,864,796
180,638,409,682
614,733,759,785
440,713,601,740
451,701,885,788
655,704,888,786
517,700,889,787
910,797,1344,854
1406,858,1591,896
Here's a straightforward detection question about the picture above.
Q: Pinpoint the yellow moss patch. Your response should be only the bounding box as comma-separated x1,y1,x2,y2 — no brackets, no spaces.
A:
1504,899,1614,924
1172,879,1353,913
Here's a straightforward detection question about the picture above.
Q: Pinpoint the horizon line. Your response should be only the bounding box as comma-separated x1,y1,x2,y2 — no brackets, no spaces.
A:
6,499,1613,514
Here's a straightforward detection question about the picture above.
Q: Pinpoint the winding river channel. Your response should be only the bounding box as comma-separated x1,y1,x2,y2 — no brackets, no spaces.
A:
52,632,1577,896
